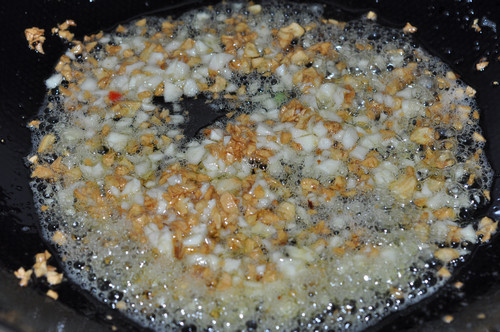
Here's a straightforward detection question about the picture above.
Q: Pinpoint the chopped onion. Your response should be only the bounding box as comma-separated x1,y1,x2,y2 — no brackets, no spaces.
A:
106,132,129,152
45,74,62,89
163,82,183,102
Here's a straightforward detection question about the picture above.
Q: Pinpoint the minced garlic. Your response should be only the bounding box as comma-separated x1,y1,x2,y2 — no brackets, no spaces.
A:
29,2,494,331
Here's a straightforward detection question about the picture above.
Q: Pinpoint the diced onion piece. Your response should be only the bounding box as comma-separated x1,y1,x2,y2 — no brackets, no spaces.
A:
295,135,317,153
350,145,369,160
106,132,129,152
315,159,341,175
80,163,105,179
312,121,327,137
122,178,141,196
341,127,359,150
183,79,199,97
316,83,345,109
317,137,332,150
145,223,174,256
208,53,234,71
81,78,97,91
165,60,191,80
186,145,206,165
45,74,63,89
163,82,183,102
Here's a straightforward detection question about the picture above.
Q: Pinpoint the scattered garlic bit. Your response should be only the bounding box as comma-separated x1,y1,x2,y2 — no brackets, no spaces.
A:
366,11,377,21
278,22,305,48
465,86,476,97
52,19,77,41
28,155,39,164
57,19,76,31
52,230,67,245
476,216,498,243
410,127,435,145
472,18,481,32
434,248,460,263
453,281,464,289
37,134,56,153
46,289,59,300
25,27,46,54
446,71,458,80
42,250,51,260
116,25,127,33
14,267,33,287
31,165,56,179
28,120,41,128
135,18,147,27
476,58,489,71
116,301,127,310
46,270,64,285
33,250,51,277
473,132,486,142
437,267,451,278
248,4,262,15
477,313,486,319
442,315,454,324
14,250,64,291
403,22,417,33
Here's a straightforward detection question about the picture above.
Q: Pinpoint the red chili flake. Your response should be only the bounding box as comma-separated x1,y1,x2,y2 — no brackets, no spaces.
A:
108,91,123,103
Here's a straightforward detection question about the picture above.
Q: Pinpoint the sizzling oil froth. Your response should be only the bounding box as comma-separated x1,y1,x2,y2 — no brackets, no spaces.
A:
29,1,493,331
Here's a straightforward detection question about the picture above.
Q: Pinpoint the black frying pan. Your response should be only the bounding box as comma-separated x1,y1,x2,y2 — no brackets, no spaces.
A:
1,0,500,331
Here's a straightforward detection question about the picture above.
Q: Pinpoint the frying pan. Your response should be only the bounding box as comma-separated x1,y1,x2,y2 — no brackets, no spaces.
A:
1,0,500,331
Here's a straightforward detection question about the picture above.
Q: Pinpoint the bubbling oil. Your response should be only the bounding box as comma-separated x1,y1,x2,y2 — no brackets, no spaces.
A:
29,1,493,331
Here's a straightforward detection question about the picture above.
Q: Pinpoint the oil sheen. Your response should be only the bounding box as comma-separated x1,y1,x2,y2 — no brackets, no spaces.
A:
29,1,493,331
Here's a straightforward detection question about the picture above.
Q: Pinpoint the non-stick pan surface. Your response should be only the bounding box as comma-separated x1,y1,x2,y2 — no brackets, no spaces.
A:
1,0,500,331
